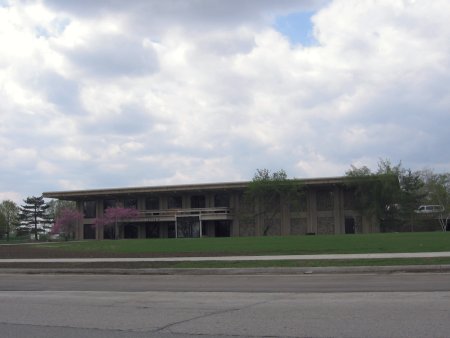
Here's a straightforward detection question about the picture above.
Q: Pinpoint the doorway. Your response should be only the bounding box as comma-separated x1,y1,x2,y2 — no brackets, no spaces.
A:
345,217,355,234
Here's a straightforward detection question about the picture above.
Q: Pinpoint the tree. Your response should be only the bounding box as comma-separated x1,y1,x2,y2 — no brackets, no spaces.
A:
398,169,426,231
47,200,77,228
421,172,450,231
94,207,140,240
0,212,6,240
345,160,402,229
51,208,83,240
20,196,50,240
245,169,303,236
345,160,450,232
0,200,20,241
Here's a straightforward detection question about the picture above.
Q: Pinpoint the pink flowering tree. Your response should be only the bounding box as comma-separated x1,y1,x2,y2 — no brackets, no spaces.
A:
94,207,140,240
51,208,83,240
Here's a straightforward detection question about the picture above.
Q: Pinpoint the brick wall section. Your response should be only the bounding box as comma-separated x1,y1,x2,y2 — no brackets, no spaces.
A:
317,216,335,235
290,218,307,235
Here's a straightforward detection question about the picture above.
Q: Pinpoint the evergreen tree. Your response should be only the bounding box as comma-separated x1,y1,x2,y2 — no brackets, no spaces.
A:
20,196,50,240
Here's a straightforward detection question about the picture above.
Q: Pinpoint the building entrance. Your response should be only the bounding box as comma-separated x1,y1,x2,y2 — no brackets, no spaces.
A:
345,217,355,234
176,216,201,238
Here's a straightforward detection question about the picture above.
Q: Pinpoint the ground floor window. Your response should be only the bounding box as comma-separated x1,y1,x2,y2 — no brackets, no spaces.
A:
345,217,355,234
201,220,231,237
83,224,96,239
146,223,159,238
215,220,231,237
104,226,114,239
124,224,138,239
176,216,200,238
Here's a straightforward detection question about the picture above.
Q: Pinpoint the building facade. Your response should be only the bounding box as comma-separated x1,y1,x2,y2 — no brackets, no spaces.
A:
43,177,379,240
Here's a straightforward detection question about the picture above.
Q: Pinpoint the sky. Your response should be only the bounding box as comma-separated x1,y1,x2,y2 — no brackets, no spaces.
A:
1,0,450,203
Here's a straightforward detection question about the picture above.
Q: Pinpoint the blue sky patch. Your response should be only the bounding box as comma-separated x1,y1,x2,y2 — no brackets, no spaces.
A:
274,11,316,46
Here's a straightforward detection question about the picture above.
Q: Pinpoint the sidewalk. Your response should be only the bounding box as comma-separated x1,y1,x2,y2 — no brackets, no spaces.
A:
2,251,450,263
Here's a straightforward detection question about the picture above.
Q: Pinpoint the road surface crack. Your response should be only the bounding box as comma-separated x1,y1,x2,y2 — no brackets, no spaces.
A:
155,299,272,334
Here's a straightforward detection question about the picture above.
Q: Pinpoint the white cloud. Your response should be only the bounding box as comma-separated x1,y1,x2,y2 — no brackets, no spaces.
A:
1,0,450,201
0,191,22,204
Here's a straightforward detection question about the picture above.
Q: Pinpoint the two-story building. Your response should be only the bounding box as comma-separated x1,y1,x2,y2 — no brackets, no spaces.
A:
43,177,379,240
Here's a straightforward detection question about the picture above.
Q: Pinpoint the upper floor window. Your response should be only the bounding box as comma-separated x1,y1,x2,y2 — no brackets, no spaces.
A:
103,199,117,210
343,189,356,209
167,195,182,209
145,196,160,210
191,195,206,209
124,198,137,209
214,193,230,208
83,201,96,218
289,193,307,212
316,190,334,211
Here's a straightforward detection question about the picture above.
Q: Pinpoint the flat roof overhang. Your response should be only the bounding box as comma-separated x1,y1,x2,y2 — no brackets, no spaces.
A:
43,182,249,201
42,177,348,201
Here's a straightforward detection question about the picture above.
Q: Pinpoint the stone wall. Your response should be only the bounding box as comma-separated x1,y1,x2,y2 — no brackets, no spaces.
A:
290,218,307,235
264,218,281,236
317,216,335,235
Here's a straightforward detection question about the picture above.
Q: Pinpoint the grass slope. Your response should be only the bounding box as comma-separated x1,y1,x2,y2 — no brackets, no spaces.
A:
37,232,450,256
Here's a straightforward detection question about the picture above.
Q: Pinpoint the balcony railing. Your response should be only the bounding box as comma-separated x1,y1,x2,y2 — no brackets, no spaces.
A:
137,207,232,221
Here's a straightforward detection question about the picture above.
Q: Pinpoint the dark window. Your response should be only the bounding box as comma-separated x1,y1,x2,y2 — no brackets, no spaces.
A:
215,220,231,237
103,199,116,210
146,223,159,238
345,217,356,234
83,224,96,239
316,190,334,211
145,196,160,210
343,189,356,209
167,196,182,209
191,195,206,208
176,216,200,238
289,193,307,212
83,201,96,218
124,198,137,209
124,224,138,238
103,226,114,239
214,193,230,208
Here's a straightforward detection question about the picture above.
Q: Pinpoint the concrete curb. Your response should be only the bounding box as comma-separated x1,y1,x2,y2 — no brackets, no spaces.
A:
3,251,450,263
1,265,450,275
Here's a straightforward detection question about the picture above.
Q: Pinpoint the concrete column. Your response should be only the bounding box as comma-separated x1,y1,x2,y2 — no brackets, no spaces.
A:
333,186,344,234
280,194,290,236
76,201,83,240
255,197,263,236
97,199,104,240
138,224,146,239
231,193,240,237
206,193,213,208
160,196,167,209
137,196,145,211
160,222,168,238
307,190,317,234
183,195,190,209
205,221,215,237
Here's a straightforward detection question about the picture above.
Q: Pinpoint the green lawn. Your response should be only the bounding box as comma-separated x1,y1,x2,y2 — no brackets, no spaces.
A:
2,257,450,269
37,232,450,256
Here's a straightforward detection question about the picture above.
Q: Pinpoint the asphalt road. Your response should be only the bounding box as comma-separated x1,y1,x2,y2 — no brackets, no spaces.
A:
1,273,450,337
1,272,450,293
